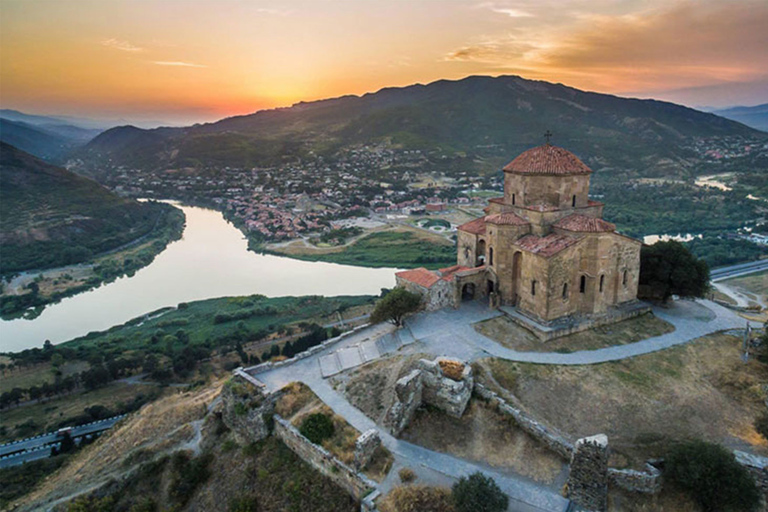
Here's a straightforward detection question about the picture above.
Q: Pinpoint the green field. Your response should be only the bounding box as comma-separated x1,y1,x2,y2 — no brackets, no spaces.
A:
265,230,456,269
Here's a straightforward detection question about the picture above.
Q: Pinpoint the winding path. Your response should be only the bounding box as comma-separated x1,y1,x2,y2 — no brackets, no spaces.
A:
250,298,759,511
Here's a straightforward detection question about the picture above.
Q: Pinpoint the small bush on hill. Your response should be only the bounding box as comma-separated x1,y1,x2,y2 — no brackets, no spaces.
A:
230,495,259,512
755,413,768,442
399,467,416,483
451,472,508,512
665,440,760,512
299,413,335,444
379,485,455,512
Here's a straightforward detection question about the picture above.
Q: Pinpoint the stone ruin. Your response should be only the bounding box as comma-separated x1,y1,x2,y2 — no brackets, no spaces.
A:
567,434,610,512
354,429,381,471
219,378,280,444
384,357,473,436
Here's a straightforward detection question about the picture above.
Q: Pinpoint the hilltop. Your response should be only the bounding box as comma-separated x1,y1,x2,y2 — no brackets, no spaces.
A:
78,75,763,176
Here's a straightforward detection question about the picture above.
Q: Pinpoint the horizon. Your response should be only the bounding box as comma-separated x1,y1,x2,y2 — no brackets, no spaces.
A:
2,0,767,127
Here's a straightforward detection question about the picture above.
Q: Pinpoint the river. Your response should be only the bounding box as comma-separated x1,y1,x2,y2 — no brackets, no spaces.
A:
0,204,399,353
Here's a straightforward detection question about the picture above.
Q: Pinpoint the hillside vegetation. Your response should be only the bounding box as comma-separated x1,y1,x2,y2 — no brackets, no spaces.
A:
0,143,181,274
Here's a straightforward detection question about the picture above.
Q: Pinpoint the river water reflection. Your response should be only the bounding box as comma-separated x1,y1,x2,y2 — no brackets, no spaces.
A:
0,205,399,352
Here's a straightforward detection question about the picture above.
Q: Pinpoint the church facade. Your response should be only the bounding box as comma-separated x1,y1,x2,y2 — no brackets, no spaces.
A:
396,143,642,326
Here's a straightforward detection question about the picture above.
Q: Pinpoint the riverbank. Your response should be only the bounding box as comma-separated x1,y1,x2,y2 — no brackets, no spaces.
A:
0,204,185,320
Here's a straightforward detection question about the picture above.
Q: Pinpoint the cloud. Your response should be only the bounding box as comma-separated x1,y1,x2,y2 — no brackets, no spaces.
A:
153,61,207,68
474,2,534,18
101,38,143,52
255,7,294,16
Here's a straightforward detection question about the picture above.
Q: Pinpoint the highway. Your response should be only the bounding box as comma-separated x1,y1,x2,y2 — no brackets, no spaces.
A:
0,415,124,468
711,259,768,282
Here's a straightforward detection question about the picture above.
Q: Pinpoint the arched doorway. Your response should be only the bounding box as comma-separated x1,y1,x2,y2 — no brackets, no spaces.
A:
511,251,522,305
462,283,476,301
476,239,486,267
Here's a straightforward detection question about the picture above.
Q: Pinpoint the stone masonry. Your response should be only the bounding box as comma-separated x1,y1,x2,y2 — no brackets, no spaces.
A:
220,378,280,444
567,434,610,512
354,429,382,471
384,357,473,435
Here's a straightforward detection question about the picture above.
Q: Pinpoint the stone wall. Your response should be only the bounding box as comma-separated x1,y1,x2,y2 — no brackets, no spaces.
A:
384,358,473,435
273,415,377,501
567,434,610,512
735,450,768,495
473,383,573,459
354,429,381,471
607,464,662,494
383,369,423,436
220,379,281,444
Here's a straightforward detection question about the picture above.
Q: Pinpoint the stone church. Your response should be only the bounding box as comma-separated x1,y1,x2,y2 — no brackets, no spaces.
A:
396,143,642,327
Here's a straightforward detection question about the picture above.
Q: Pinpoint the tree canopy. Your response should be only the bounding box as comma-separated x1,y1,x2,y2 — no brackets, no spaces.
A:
451,472,508,512
370,287,422,327
639,241,709,301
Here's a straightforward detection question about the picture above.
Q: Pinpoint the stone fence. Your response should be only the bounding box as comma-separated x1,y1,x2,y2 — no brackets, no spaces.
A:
607,464,662,494
473,382,573,460
273,415,377,502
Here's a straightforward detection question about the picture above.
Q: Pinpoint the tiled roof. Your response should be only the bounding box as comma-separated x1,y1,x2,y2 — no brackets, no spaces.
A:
457,217,486,235
395,268,441,288
503,145,593,175
485,212,529,226
554,213,615,232
438,265,474,281
515,234,581,258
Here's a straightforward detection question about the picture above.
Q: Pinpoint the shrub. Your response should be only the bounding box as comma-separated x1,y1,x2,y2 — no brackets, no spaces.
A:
755,413,768,441
169,452,213,506
299,413,335,444
379,485,454,512
665,440,760,512
370,288,422,327
229,495,259,512
399,467,417,483
451,472,508,512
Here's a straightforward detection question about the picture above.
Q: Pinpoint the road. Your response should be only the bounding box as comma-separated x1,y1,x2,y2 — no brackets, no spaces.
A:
0,415,125,467
711,259,768,282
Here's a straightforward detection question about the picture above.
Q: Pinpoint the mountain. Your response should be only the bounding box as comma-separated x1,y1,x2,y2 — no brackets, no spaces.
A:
0,116,102,162
708,104,768,132
78,75,765,177
0,142,171,273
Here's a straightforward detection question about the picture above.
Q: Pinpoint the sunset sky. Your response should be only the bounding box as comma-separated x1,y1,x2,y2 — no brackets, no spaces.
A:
2,0,767,126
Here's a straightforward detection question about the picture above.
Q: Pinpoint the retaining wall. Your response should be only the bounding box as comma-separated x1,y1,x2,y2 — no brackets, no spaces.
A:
607,464,662,494
273,415,377,501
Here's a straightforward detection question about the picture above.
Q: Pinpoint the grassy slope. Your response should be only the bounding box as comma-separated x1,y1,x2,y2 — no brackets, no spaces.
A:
0,142,177,274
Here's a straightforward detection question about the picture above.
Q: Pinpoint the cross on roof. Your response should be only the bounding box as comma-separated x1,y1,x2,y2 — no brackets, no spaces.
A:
544,130,553,144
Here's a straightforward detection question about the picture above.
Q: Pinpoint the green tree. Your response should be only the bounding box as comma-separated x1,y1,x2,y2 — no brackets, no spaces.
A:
299,413,335,444
451,472,508,512
639,241,709,302
665,440,760,512
370,287,422,327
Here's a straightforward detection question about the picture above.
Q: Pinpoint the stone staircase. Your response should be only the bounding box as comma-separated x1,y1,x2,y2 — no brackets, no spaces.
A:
319,326,416,377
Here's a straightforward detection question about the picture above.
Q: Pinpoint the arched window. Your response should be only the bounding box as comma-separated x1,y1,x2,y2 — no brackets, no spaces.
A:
531,280,537,296
572,195,577,207
562,283,569,300
580,275,586,294
623,270,629,287
489,247,494,266
599,275,605,293
512,193,516,205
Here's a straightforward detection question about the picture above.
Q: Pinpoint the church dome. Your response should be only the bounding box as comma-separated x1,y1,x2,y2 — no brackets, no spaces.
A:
503,144,592,175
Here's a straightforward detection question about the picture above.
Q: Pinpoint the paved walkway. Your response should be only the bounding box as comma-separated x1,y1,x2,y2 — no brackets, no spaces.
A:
250,298,758,511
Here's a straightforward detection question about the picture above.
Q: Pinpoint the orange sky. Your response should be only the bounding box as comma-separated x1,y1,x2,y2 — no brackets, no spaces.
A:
2,0,767,125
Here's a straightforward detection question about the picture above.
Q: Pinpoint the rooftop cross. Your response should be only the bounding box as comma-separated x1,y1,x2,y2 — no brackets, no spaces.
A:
544,130,553,144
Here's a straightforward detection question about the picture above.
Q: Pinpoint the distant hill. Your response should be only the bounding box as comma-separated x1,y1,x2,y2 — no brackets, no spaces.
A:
0,142,172,273
78,75,765,177
708,104,768,132
0,116,102,162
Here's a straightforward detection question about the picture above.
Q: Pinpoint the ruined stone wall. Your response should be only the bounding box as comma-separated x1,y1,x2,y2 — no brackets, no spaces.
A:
383,369,423,436
567,434,610,512
273,415,377,501
354,429,381,471
735,450,768,496
220,379,281,444
607,465,662,494
473,383,573,459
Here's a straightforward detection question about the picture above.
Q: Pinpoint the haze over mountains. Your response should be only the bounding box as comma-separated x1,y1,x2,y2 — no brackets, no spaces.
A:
708,104,768,132
75,75,764,178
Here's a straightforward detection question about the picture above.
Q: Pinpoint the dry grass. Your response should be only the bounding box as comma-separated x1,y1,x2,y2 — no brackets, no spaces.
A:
15,381,222,511
723,269,768,305
439,360,465,381
400,400,565,484
0,360,89,393
481,332,768,466
475,313,675,353
378,485,455,512
608,486,698,512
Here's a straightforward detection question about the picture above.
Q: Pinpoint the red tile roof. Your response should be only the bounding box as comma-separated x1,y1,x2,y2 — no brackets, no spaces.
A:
554,213,615,233
457,217,486,235
503,145,593,175
485,212,529,226
515,234,580,258
438,265,473,281
395,268,441,288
